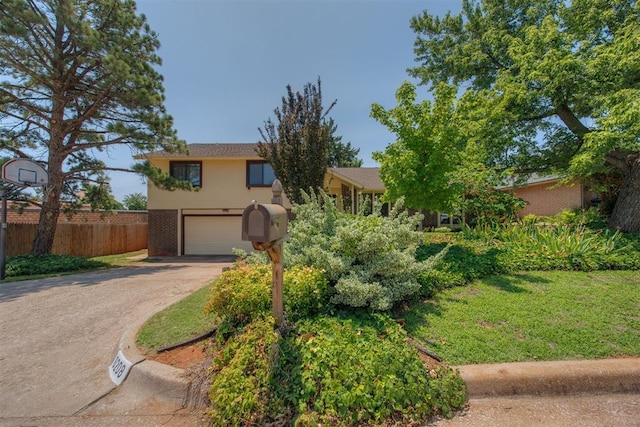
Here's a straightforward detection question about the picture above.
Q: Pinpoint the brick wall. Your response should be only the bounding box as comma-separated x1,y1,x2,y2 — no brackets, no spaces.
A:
5,206,147,225
515,182,585,217
148,209,178,256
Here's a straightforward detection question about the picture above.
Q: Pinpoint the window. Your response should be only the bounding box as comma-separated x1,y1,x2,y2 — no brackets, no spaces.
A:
170,161,202,187
439,212,462,226
247,161,275,187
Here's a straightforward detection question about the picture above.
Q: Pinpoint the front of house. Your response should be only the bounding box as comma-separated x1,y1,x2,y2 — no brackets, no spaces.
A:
139,143,383,256
139,143,279,256
140,143,599,256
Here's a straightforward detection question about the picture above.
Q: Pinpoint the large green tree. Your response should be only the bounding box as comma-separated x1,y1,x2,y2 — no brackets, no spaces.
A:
371,82,465,212
0,0,186,254
258,78,336,204
404,0,640,231
372,81,526,222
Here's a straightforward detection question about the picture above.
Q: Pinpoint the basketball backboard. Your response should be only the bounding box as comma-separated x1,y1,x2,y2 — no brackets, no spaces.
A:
2,159,49,187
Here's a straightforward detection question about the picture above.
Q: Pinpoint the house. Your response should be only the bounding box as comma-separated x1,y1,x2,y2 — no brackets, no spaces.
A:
138,143,289,256
501,174,599,217
324,167,386,214
139,143,392,256
139,143,597,256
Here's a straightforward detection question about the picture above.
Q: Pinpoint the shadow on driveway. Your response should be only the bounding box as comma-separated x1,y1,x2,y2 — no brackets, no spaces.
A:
0,255,236,302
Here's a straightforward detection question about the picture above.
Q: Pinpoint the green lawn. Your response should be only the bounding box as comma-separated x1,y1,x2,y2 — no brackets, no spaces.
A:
136,280,220,352
404,270,640,365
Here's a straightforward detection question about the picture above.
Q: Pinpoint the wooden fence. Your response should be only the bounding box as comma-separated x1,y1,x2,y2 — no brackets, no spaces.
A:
7,223,148,257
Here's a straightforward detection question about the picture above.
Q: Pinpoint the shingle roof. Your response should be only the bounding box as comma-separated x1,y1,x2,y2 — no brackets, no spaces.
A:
329,167,385,191
138,143,260,159
497,173,561,189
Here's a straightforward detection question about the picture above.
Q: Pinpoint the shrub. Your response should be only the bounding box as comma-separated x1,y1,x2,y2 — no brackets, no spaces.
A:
204,263,330,325
208,316,285,426
285,313,467,424
416,238,504,293
5,254,108,277
458,222,638,272
496,224,624,271
285,191,447,310
208,313,467,426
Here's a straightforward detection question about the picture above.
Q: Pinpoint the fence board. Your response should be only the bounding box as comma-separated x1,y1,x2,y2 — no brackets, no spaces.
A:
6,223,147,257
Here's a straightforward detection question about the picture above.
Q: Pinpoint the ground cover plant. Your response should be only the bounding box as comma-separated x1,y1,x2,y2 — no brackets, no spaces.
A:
208,313,466,426
1,250,147,282
403,270,640,365
415,210,640,293
3,253,110,278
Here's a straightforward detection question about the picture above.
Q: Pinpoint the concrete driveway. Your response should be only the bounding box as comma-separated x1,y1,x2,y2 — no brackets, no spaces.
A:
0,257,232,423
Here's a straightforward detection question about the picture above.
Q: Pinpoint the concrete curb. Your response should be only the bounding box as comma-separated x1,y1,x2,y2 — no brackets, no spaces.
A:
113,312,197,408
457,358,640,398
113,309,640,406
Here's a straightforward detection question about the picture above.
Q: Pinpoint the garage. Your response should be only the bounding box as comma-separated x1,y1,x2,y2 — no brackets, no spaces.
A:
183,215,253,255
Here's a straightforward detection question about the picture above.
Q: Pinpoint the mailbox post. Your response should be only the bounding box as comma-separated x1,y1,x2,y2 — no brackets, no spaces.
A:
241,180,288,327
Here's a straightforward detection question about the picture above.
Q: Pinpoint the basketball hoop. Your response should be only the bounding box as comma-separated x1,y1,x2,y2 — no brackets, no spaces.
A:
2,158,49,187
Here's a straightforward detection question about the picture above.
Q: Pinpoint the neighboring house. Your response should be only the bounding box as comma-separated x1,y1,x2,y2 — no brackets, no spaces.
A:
501,175,599,218
324,167,386,214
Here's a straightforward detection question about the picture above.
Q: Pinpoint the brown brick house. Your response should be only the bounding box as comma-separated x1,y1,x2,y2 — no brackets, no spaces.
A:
501,175,599,217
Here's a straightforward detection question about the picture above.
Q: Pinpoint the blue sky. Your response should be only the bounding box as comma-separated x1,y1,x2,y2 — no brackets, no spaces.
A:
109,0,459,200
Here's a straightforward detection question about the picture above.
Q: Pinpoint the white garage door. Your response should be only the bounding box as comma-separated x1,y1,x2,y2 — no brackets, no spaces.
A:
183,216,253,255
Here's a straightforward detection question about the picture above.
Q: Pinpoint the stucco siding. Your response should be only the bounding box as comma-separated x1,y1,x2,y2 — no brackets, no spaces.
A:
147,158,291,210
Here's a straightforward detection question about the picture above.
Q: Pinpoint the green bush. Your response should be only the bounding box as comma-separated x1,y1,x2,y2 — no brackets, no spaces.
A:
204,263,330,325
5,254,108,277
208,313,467,426
495,224,626,271
459,222,639,272
416,238,504,293
208,316,286,426
285,191,447,310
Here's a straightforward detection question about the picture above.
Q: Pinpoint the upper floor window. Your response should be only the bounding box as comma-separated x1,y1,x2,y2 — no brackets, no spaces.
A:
247,161,275,187
170,161,202,187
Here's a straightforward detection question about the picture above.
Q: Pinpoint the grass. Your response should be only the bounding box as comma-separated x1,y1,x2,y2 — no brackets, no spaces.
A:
136,280,220,352
91,249,148,266
404,270,640,365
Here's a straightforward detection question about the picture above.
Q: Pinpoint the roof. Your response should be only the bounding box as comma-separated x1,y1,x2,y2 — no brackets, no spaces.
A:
497,173,562,189
138,143,386,191
328,167,385,192
136,143,260,159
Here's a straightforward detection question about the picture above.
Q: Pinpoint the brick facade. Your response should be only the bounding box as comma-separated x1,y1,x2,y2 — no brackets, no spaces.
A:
514,181,596,217
148,209,178,256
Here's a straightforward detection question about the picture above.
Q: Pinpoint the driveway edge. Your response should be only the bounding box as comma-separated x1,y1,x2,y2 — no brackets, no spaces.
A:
112,310,198,408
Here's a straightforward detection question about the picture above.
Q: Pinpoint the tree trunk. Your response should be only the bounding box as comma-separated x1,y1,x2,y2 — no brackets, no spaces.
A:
31,171,63,255
608,153,640,232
